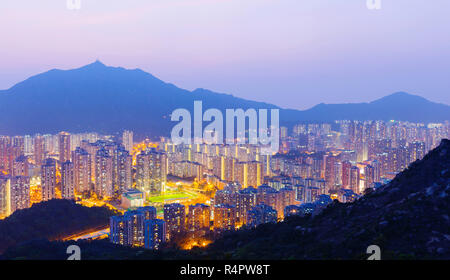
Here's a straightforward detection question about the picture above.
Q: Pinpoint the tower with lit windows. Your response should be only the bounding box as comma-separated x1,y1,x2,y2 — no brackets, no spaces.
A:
41,158,56,201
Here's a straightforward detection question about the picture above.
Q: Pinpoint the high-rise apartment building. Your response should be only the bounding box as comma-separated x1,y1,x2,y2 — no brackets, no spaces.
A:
12,155,29,177
34,135,45,165
247,204,277,227
187,203,210,238
10,175,30,213
213,204,236,234
0,176,10,217
122,130,133,152
349,166,360,194
364,164,375,191
144,219,167,250
163,203,185,241
114,147,132,195
72,147,92,193
41,158,56,201
110,215,127,245
61,161,74,199
235,187,257,225
94,148,113,198
136,148,167,196
124,210,146,247
341,160,352,188
58,132,71,163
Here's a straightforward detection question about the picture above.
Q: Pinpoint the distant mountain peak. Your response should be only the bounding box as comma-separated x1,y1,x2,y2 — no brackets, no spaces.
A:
92,59,105,66
370,91,429,104
81,59,107,69
0,62,449,137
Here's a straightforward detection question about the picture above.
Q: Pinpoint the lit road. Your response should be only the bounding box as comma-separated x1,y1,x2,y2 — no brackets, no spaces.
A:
62,226,109,241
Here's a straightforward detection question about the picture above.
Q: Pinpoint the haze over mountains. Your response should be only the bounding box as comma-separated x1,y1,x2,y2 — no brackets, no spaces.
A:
0,61,449,138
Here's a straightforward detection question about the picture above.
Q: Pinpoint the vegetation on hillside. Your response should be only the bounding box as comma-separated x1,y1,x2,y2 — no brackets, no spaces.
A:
0,199,117,253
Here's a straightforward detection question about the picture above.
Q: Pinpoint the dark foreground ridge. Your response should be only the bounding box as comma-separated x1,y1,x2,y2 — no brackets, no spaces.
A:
0,199,117,254
2,140,450,260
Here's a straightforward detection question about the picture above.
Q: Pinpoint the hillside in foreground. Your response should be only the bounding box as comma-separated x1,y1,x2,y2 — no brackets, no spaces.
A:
2,140,450,260
0,199,117,253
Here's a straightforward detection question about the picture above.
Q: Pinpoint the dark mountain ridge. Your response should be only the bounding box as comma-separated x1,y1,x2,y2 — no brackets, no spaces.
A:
0,61,449,138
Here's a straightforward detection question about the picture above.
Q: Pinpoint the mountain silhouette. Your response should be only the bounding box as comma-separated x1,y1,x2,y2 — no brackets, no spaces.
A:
0,61,448,137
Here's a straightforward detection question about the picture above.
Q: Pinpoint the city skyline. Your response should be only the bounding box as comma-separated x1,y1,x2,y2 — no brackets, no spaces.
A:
0,1,449,263
1,1,450,109
1,118,448,255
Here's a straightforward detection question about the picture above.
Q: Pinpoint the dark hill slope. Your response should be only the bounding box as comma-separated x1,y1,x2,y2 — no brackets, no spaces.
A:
0,199,117,253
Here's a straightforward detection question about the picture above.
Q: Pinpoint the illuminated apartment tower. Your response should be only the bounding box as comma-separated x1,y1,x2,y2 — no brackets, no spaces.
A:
109,206,158,247
114,147,132,195
122,130,133,152
214,186,236,206
349,166,360,194
58,132,71,163
10,176,30,213
324,155,336,190
80,140,100,183
372,160,381,183
221,156,235,181
135,152,150,193
34,135,45,165
213,204,236,234
110,210,147,247
138,206,157,220
408,141,425,162
136,149,167,196
211,156,222,178
187,203,211,238
256,185,279,214
246,161,262,188
341,161,352,188
233,161,246,187
247,204,277,227
235,187,257,225
41,158,57,201
110,215,127,246
163,203,186,241
144,219,167,250
364,165,375,190
124,210,145,247
0,177,11,217
61,161,75,199
12,136,24,155
278,187,296,218
72,147,92,193
260,154,272,178
94,148,113,198
148,149,167,194
12,155,29,177
0,137,10,170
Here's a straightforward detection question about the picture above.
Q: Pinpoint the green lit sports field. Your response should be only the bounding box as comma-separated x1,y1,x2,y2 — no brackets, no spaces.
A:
147,192,197,203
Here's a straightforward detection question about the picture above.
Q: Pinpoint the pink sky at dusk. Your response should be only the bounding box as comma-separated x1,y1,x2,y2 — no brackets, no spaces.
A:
0,0,449,109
